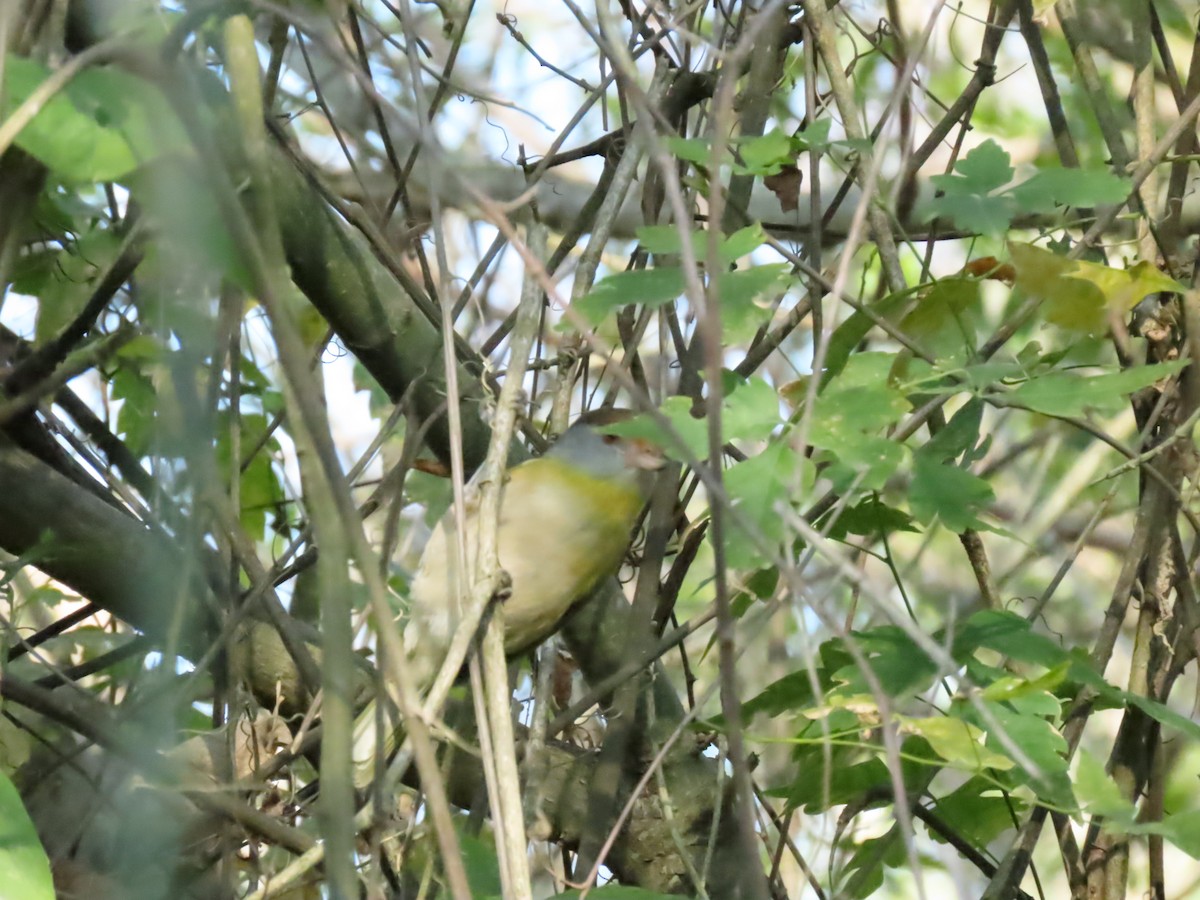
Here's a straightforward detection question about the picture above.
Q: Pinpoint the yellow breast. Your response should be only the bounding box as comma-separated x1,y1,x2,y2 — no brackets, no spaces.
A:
404,457,645,682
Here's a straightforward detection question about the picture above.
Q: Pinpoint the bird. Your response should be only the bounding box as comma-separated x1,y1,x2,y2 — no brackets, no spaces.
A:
352,408,664,785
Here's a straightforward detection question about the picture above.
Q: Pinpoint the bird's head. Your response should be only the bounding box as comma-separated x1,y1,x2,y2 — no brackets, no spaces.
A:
547,408,665,496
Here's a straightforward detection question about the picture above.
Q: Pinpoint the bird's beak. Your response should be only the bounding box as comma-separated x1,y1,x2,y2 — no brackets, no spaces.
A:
625,438,666,471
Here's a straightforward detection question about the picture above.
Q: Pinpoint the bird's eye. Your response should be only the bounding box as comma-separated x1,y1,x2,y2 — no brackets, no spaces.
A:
601,433,620,445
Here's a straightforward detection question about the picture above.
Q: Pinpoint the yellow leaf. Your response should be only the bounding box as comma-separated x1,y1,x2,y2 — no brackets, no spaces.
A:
1008,242,1184,335
899,715,1015,771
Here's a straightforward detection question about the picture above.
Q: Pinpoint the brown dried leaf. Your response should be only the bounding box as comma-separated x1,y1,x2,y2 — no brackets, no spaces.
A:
764,165,803,212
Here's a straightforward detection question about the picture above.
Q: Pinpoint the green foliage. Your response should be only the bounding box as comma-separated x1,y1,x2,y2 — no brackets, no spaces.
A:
1009,241,1184,334
928,775,1023,848
668,121,864,177
837,831,906,899
19,226,124,344
636,223,765,264
720,372,782,442
1005,359,1188,417
718,265,793,341
895,278,981,365
130,160,255,291
3,54,186,183
214,412,285,542
600,395,709,462
773,751,893,813
908,454,994,532
925,139,1130,236
821,496,918,540
723,440,809,568
460,832,504,898
749,607,1200,870
808,353,908,490
5,4,1199,898
111,364,159,456
572,260,789,343
821,289,916,383
928,140,1016,236
572,268,689,322
0,771,54,900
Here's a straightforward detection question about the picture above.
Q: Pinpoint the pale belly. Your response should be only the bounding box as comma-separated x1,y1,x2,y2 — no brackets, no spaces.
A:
403,462,639,683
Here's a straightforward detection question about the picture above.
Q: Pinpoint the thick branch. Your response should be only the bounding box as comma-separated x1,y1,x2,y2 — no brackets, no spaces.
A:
0,437,216,655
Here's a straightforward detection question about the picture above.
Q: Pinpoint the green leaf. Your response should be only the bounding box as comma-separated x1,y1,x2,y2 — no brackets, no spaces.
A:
811,426,905,492
832,351,905,393
822,496,918,540
635,223,765,264
115,334,164,362
1066,259,1183,319
774,754,893,813
833,626,940,698
926,140,1016,235
1009,241,1102,332
111,367,158,456
716,263,791,342
1074,750,1135,821
33,228,123,345
1010,168,1130,213
949,140,1015,193
1006,688,1063,718
981,700,1072,806
809,355,910,481
739,129,793,174
955,612,1200,745
981,661,1069,707
793,118,833,151
922,398,984,464
3,55,186,182
570,268,685,325
214,415,282,542
666,136,712,165
932,151,1124,239
908,455,994,532
953,610,1078,674
0,770,54,900
899,715,1014,771
1009,242,1184,334
722,224,768,261
929,775,1027,848
724,442,809,569
571,245,783,337
633,225,683,255
839,832,906,899
406,468,453,530
892,278,980,369
1006,360,1188,417
0,715,32,774
817,438,905,493
239,453,282,542
606,379,782,471
743,667,834,719
821,291,913,385
9,247,57,298
600,396,708,463
809,389,896,438
723,375,781,442
926,191,1015,238
1122,691,1200,742
460,833,503,898
1139,810,1200,859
